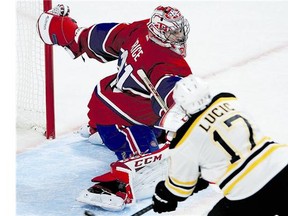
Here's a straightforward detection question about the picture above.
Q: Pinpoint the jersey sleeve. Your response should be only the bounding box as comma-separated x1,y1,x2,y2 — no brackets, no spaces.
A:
88,23,123,61
165,147,201,199
77,19,149,63
77,23,124,62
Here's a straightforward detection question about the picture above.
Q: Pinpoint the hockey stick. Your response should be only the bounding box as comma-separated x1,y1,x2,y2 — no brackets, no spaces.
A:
137,69,169,112
130,204,153,216
84,202,153,216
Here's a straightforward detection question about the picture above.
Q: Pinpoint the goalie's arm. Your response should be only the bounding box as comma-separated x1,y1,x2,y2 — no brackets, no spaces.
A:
37,5,149,63
36,4,119,61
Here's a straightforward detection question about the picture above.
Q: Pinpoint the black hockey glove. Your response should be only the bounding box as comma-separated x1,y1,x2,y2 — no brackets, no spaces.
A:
152,181,178,213
194,177,209,193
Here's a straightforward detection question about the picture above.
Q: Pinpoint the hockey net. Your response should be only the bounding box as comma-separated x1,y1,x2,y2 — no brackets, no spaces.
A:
16,0,55,139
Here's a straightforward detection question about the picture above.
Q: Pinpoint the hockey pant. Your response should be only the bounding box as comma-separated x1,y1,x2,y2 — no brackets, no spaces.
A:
97,124,160,160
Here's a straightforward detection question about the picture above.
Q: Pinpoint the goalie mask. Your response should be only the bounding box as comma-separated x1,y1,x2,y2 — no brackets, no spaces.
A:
173,75,212,115
147,6,190,57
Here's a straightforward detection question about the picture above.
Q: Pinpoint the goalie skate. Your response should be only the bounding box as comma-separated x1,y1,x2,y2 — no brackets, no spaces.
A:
78,125,104,145
76,182,126,211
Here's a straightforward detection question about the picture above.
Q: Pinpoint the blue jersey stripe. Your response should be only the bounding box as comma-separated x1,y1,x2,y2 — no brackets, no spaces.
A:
89,23,119,61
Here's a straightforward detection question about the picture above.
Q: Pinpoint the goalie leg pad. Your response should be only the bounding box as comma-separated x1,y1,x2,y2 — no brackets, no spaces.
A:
133,158,168,200
77,145,170,210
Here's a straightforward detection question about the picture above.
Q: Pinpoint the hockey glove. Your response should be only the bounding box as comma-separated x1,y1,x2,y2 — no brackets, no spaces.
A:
194,177,210,193
37,5,86,59
37,11,78,46
152,181,178,213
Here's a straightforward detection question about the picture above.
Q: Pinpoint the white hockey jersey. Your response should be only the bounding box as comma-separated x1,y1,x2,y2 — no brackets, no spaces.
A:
165,92,288,200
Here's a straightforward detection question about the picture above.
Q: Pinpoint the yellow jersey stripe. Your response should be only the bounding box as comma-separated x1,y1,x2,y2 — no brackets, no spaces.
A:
223,144,281,195
165,179,193,196
169,175,197,187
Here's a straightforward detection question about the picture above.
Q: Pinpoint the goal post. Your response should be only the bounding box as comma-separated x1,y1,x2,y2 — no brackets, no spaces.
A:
43,0,55,139
16,0,55,139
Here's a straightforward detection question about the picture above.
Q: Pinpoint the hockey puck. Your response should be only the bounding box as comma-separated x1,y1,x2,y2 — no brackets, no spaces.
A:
84,210,95,216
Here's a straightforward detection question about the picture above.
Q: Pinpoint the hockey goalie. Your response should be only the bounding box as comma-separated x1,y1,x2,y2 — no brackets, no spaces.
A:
36,4,209,211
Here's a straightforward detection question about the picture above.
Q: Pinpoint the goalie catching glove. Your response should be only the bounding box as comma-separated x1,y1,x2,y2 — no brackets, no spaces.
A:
36,4,84,58
37,4,77,46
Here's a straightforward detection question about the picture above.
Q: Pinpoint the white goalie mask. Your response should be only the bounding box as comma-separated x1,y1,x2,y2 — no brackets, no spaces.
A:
173,75,212,115
147,6,190,57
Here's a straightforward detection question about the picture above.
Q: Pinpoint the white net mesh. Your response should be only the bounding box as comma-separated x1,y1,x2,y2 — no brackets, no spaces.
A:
16,0,46,133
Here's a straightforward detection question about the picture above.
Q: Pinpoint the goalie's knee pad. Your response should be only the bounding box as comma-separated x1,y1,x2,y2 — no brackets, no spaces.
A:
97,124,160,160
37,12,78,46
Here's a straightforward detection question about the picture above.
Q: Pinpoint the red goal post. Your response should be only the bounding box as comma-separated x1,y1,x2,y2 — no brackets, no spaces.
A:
43,0,55,139
16,0,55,139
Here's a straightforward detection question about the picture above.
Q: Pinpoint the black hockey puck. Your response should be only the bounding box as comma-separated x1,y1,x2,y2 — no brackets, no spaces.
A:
84,210,95,216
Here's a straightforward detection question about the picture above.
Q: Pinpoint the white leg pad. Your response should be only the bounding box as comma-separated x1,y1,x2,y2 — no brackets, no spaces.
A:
133,158,168,200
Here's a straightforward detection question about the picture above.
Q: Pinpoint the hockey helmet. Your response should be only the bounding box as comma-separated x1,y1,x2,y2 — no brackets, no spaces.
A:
173,75,212,115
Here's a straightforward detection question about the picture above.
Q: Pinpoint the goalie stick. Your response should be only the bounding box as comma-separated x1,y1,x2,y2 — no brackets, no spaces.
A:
84,204,152,216
137,69,169,113
137,69,186,136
